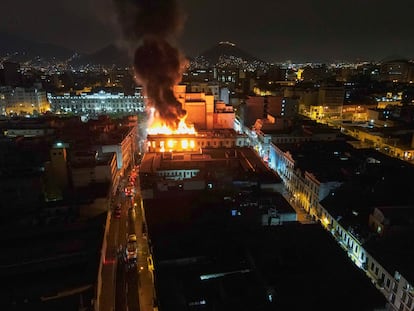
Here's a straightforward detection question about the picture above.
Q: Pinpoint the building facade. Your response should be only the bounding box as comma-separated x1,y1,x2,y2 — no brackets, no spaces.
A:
0,86,50,115
146,129,249,153
267,140,414,311
48,89,145,115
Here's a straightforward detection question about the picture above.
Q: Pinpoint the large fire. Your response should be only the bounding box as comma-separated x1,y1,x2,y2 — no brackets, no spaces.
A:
147,118,196,135
146,107,196,135
146,111,198,153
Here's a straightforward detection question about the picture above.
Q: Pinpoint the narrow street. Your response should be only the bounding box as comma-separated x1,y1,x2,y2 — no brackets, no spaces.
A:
281,189,315,224
98,166,156,311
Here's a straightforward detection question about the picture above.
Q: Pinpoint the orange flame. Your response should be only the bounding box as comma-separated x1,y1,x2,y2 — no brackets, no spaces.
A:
147,109,196,135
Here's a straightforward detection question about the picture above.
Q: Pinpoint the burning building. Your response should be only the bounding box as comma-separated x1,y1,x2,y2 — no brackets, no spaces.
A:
146,84,235,131
113,0,236,153
145,85,241,153
146,129,249,153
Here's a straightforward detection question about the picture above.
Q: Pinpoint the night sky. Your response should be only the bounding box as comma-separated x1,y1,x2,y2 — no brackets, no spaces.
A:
1,0,413,62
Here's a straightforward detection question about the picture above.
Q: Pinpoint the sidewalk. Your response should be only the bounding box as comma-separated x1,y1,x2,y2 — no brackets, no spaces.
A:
136,199,156,311
99,216,117,311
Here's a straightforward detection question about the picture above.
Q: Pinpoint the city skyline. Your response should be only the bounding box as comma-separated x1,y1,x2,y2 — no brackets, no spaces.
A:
2,2,414,310
1,0,414,62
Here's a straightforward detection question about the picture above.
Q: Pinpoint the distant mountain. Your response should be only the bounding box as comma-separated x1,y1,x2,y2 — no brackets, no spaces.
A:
197,41,264,65
71,44,131,67
0,32,75,61
379,55,409,63
1,34,266,68
0,33,131,66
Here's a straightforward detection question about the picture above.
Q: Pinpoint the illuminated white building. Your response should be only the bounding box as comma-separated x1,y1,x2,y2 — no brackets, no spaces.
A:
48,89,145,115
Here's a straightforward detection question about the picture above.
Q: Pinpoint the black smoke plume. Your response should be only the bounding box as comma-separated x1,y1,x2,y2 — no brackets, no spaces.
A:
113,0,187,129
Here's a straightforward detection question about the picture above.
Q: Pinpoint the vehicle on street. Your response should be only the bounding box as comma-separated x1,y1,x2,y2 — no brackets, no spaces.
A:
114,204,121,219
125,186,134,197
126,234,138,267
129,205,136,218
147,256,154,272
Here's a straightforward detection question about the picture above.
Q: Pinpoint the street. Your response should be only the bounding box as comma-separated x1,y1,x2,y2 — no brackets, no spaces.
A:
99,167,155,311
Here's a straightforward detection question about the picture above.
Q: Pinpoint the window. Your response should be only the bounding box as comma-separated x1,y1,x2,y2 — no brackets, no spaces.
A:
386,279,391,288
393,282,398,292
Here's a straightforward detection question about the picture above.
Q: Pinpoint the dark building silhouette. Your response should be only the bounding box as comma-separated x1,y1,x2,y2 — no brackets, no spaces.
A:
1,62,21,86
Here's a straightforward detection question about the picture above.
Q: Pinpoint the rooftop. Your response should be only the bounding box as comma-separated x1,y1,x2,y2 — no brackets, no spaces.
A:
144,189,386,310
250,224,386,310
276,140,360,182
364,227,414,284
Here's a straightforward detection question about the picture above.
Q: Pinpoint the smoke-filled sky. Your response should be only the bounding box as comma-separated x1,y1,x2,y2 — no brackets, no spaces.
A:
1,0,413,62
111,0,188,128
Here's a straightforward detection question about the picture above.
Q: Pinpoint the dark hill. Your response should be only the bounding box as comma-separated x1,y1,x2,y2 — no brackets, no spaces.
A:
199,41,264,64
71,44,131,67
0,32,75,61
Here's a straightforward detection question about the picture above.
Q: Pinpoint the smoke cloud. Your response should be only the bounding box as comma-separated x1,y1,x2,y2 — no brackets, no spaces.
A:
112,0,187,129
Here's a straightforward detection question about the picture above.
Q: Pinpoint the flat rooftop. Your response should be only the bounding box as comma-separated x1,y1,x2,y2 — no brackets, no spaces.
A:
276,140,361,182
0,213,105,309
144,190,386,310
140,147,281,184
250,224,386,310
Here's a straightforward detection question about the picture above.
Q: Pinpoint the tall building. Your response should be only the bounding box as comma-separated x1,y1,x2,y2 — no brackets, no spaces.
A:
44,142,69,201
189,82,220,100
173,85,235,130
182,91,214,129
241,96,266,128
312,85,345,120
266,96,298,118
